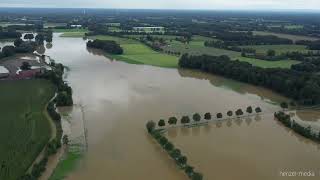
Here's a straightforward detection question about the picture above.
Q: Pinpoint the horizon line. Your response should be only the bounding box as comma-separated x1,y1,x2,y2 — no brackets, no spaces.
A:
0,7,320,13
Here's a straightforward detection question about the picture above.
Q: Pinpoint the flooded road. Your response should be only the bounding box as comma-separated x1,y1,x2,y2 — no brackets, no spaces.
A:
44,34,320,180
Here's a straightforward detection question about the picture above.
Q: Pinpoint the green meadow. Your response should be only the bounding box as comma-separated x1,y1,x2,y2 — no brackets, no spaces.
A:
89,35,178,68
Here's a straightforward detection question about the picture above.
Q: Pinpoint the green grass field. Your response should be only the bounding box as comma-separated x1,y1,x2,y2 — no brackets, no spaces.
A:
89,35,178,68
253,31,319,42
0,79,55,180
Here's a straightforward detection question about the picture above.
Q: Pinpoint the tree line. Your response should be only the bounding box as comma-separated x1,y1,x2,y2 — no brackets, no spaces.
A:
156,107,262,128
208,31,293,46
179,54,320,105
146,122,203,180
87,39,123,55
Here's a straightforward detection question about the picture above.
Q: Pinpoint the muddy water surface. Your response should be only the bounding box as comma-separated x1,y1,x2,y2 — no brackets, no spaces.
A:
45,34,320,180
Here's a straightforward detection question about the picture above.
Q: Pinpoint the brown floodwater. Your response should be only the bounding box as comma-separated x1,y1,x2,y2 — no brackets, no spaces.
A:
44,34,320,180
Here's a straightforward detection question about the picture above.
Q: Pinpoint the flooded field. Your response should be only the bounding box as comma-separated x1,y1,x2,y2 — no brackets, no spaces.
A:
42,34,320,180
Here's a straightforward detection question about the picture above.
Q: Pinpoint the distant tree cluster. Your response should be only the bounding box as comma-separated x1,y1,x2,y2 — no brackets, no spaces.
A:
296,40,320,50
208,31,293,46
87,39,123,54
179,54,320,105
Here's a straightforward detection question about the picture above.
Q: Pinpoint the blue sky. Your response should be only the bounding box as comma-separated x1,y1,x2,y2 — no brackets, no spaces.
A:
0,0,319,10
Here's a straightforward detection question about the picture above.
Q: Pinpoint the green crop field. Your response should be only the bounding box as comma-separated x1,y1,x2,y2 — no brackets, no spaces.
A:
253,31,319,42
240,44,308,54
89,35,178,68
0,79,55,180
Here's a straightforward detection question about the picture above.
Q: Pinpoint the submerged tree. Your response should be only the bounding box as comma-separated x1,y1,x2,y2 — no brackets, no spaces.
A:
181,116,191,124
164,142,174,152
159,136,168,146
146,120,156,133
255,107,262,113
192,172,203,180
168,117,178,125
177,156,187,166
185,165,194,177
236,109,244,116
227,111,233,117
158,119,166,127
204,112,211,120
193,113,201,122
246,106,253,114
170,148,181,159
216,113,223,119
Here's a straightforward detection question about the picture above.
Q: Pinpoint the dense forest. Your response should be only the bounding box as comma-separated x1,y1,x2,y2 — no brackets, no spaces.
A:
179,54,320,105
86,39,123,54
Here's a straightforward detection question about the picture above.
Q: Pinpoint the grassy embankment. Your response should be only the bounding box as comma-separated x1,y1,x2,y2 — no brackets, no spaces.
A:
0,79,55,180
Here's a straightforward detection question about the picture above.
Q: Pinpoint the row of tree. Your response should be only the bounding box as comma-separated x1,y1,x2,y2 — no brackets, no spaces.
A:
146,123,203,180
274,111,320,142
179,54,320,105
209,31,293,46
157,107,262,127
86,39,123,54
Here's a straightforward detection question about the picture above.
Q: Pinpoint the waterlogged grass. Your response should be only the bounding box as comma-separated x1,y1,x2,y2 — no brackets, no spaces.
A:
89,35,178,68
53,28,89,37
0,80,55,180
49,148,82,180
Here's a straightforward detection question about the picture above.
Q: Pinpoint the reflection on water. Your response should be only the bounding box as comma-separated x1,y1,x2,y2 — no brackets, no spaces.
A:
42,34,320,180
